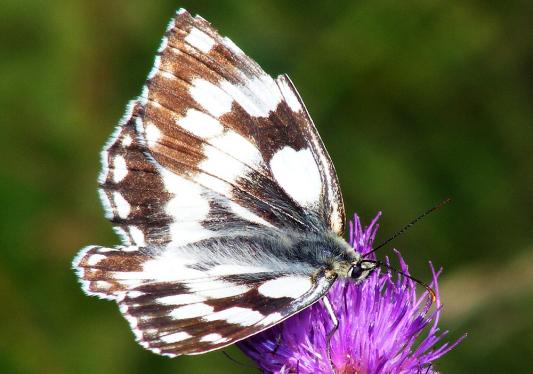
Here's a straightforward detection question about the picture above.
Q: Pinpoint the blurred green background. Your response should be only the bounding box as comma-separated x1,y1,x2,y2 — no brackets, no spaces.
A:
1,0,532,373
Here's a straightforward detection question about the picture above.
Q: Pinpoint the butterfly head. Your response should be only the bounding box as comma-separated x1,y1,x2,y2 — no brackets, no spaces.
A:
326,236,377,283
347,260,378,283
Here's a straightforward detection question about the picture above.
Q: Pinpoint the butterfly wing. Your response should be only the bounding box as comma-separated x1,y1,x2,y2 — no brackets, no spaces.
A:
98,8,345,248
75,244,335,356
136,8,345,236
75,8,345,357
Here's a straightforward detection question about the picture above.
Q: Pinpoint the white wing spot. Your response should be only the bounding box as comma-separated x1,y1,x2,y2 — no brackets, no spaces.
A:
113,191,131,219
167,224,213,247
260,312,283,326
277,77,303,112
270,147,322,207
113,155,128,183
220,74,282,117
157,294,206,306
95,280,112,290
200,333,229,343
142,253,201,282
87,254,106,266
178,108,224,139
258,276,312,298
95,247,118,253
198,147,246,186
98,117,130,184
228,201,273,227
186,280,250,298
127,291,144,298
161,71,175,80
209,130,263,167
121,134,133,147
170,303,214,319
191,74,284,119
204,307,264,326
185,28,215,53
190,78,233,117
160,331,192,344
128,226,146,246
194,172,231,196
145,122,161,148
160,170,213,246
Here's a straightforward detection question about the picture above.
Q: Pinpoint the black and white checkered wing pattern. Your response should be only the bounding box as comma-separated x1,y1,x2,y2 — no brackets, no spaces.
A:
97,10,346,249
75,244,335,356
75,8,345,357
127,8,344,238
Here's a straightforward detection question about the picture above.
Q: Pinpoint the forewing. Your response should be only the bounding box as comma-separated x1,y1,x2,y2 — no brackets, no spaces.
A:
74,244,335,356
134,8,345,235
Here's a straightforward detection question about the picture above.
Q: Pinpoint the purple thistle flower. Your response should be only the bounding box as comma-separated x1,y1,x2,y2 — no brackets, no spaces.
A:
238,213,465,373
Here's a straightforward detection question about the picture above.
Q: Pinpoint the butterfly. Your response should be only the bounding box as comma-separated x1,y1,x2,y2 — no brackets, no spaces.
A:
73,8,378,358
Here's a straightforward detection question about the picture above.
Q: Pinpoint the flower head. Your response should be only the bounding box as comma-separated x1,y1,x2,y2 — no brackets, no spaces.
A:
238,213,465,373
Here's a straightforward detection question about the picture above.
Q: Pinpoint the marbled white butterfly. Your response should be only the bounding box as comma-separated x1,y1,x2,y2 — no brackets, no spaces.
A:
73,8,378,358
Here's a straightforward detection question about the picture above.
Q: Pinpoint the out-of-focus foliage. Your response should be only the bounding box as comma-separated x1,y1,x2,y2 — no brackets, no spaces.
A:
1,1,531,373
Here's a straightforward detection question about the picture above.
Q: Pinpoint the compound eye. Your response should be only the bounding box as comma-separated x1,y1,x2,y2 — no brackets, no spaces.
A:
349,264,364,279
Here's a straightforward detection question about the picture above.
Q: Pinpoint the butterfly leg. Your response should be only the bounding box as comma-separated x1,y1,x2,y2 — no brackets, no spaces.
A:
323,295,338,374
271,333,283,355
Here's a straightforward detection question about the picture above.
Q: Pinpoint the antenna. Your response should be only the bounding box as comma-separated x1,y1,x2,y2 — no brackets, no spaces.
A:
363,259,437,304
362,197,451,258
